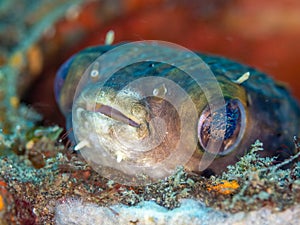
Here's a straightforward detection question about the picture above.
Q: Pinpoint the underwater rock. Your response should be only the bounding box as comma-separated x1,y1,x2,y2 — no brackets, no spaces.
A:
55,198,300,225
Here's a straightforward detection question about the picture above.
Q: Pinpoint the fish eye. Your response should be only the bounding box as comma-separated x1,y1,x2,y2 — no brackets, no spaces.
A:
198,99,246,155
54,55,75,103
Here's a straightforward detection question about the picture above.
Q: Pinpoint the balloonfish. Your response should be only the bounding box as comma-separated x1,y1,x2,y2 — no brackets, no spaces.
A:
54,42,300,184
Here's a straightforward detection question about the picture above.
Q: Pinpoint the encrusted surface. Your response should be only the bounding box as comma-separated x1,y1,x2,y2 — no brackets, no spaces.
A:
0,140,299,223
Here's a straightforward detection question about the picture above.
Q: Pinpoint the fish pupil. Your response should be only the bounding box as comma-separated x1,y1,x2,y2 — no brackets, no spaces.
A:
204,102,239,139
224,105,239,140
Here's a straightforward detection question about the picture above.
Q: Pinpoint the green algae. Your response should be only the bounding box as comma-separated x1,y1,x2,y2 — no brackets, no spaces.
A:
0,0,83,160
0,136,299,223
207,140,300,212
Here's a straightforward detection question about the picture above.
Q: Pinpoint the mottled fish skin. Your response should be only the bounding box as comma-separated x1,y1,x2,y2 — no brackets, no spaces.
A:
55,44,300,175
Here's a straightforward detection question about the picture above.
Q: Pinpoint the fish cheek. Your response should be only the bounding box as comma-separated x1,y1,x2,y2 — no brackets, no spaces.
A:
141,96,181,163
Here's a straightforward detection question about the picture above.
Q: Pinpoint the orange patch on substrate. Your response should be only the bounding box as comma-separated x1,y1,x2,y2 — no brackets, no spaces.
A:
207,180,240,195
0,181,7,212
0,180,7,212
0,194,4,211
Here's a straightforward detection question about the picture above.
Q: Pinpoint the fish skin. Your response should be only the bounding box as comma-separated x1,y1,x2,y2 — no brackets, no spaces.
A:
55,44,300,175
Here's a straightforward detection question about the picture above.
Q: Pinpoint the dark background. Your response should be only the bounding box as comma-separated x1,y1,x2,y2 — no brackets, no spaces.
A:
24,0,300,125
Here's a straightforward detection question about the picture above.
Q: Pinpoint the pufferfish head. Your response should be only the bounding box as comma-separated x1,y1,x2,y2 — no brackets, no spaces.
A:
55,44,300,183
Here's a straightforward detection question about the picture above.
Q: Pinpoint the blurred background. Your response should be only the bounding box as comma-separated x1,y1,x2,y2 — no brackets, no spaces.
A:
1,0,299,125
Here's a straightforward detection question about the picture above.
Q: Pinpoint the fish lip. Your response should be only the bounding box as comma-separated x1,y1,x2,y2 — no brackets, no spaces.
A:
91,103,141,128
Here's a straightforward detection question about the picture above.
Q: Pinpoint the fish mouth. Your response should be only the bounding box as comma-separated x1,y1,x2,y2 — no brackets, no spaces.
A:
92,103,141,128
